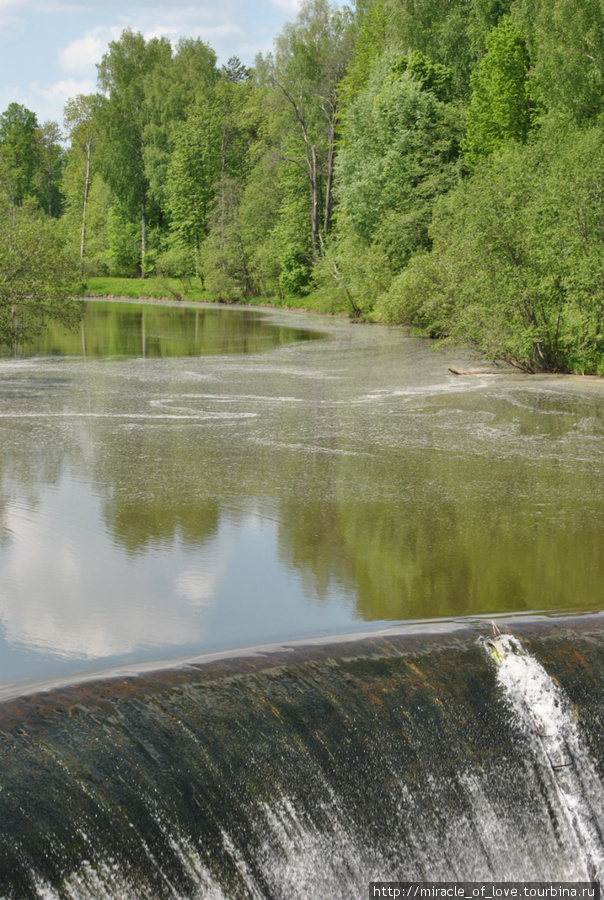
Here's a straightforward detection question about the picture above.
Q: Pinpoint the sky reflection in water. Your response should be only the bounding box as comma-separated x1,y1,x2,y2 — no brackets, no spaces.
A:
1,301,604,691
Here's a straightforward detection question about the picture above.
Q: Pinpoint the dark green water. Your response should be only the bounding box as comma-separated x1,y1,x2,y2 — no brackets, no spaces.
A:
9,300,323,359
0,300,603,692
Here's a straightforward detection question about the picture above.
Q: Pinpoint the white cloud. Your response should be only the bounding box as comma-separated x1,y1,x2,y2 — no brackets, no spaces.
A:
57,14,244,78
0,484,204,659
58,24,122,74
270,0,302,11
0,77,95,124
0,9,24,38
175,560,226,607
32,76,95,101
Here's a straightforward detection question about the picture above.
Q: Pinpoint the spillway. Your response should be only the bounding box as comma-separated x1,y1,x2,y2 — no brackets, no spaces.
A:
0,618,603,898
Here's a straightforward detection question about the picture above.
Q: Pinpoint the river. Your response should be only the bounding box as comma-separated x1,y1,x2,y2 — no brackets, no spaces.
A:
1,300,602,692
0,300,603,895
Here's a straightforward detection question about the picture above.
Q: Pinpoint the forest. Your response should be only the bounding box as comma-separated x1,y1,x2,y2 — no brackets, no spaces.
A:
1,0,604,373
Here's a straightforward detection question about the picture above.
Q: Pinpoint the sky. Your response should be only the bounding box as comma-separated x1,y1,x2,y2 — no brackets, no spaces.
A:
0,0,307,128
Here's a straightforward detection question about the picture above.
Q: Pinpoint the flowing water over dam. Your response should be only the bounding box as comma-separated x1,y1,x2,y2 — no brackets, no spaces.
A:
1,303,604,895
0,620,603,897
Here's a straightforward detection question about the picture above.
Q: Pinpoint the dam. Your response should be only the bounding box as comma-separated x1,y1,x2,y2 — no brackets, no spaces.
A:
0,618,603,897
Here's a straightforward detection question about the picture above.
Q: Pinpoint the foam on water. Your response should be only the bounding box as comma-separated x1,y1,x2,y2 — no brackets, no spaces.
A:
485,633,604,881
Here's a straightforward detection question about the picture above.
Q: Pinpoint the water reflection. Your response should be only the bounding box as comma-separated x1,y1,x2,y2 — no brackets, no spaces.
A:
3,301,323,359
1,303,604,686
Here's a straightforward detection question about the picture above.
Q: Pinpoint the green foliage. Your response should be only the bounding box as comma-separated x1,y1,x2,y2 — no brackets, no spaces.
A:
0,104,40,208
383,0,504,98
316,232,391,318
85,276,208,302
464,17,534,165
97,29,175,274
339,0,388,113
201,177,252,300
155,248,195,280
105,205,140,277
332,50,463,312
166,102,221,253
337,53,461,242
280,249,312,296
517,0,604,122
263,0,355,258
390,50,453,101
35,121,65,218
378,121,604,374
0,104,63,215
143,38,218,213
0,200,82,350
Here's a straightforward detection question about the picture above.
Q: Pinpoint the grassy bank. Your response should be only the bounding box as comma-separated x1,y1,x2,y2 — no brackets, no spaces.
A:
84,277,354,318
85,276,210,303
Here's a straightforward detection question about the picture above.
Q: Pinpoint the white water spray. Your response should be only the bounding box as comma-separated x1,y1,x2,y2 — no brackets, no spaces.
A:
485,633,604,882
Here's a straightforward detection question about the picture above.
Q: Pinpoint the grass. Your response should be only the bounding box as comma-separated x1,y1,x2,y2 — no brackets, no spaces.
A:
85,276,211,303
84,277,356,318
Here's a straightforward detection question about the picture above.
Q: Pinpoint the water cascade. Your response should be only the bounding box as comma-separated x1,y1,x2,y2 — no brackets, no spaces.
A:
0,620,603,898
484,633,604,882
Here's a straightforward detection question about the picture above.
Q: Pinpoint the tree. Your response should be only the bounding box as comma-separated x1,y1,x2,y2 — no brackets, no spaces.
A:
143,38,219,214
333,51,462,281
517,0,604,123
166,76,261,271
36,121,64,218
166,100,222,273
223,56,250,84
0,103,40,209
0,197,81,352
338,0,388,114
262,0,355,261
463,17,534,165
201,177,252,299
97,29,172,276
378,121,604,374
64,95,102,271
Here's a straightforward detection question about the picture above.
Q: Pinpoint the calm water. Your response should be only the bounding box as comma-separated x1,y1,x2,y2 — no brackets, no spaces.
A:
1,299,603,694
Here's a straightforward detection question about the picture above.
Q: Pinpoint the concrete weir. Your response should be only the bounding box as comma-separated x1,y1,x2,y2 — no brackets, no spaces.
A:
0,618,603,898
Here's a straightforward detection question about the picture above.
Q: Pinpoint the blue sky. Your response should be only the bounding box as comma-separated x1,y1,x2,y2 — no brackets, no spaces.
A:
0,0,307,127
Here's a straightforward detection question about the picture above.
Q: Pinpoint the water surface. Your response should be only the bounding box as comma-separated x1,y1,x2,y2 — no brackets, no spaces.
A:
1,299,603,693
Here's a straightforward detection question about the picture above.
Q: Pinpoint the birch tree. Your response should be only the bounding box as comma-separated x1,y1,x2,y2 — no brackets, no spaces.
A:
64,95,101,270
97,29,171,277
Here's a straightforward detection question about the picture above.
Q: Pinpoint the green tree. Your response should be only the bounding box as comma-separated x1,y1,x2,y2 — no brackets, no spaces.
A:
143,38,218,215
166,106,220,273
463,17,534,165
261,0,354,261
0,198,81,352
201,177,252,299
330,50,462,311
517,0,604,123
97,29,172,276
36,121,65,218
222,56,250,84
0,104,41,208
166,75,261,276
378,121,604,374
340,1,387,102
64,95,102,270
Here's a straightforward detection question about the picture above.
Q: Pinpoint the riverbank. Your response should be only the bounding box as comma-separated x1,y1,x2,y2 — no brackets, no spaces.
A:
84,276,358,319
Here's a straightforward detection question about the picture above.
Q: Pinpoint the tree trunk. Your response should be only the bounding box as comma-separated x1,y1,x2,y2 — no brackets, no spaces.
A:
323,118,336,236
47,168,52,218
141,195,147,279
80,141,92,276
311,144,319,261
